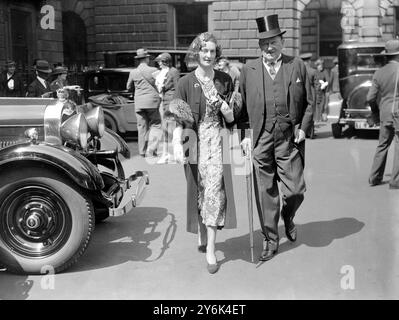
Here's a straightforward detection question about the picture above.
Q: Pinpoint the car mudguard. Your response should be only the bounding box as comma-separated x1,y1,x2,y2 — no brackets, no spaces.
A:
100,129,131,159
0,142,104,190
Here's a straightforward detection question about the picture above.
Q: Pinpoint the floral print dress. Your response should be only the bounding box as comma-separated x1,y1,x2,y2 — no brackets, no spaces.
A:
196,74,226,228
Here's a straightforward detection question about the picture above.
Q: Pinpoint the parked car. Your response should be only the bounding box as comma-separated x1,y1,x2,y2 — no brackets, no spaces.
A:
103,48,191,75
330,41,386,138
83,68,137,134
0,88,149,274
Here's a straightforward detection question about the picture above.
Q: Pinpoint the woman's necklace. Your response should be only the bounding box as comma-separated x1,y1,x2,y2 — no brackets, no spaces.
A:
195,68,214,84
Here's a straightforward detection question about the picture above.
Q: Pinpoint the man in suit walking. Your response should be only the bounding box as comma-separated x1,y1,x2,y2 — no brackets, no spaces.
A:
237,14,313,261
367,39,399,189
26,60,52,97
126,48,162,157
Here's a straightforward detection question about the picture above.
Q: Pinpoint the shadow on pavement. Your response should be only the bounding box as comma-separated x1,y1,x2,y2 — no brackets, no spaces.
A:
0,272,33,300
217,217,365,266
68,207,177,272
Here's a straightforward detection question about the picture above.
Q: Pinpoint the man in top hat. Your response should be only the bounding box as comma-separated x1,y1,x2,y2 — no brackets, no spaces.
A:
237,14,313,261
26,59,52,97
367,39,399,189
50,66,68,92
126,48,162,157
0,60,24,97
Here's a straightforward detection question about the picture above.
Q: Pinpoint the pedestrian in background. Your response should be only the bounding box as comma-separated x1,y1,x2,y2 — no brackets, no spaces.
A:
314,59,329,122
217,56,240,94
300,52,317,138
126,48,162,157
171,32,236,274
238,14,313,262
367,39,399,189
26,59,52,97
154,52,180,164
0,60,24,97
50,66,69,91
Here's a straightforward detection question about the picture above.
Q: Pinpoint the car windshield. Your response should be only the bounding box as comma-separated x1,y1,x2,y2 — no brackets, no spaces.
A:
357,53,385,71
108,73,130,91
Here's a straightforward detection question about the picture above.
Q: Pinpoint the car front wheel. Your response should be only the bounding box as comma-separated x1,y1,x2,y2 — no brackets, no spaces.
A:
0,167,94,274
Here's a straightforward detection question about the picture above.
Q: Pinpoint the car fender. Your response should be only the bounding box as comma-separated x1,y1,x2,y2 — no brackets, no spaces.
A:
0,142,104,190
100,129,131,159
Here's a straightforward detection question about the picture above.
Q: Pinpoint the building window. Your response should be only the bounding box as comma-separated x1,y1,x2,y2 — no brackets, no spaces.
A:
319,9,342,56
395,7,399,37
175,4,208,47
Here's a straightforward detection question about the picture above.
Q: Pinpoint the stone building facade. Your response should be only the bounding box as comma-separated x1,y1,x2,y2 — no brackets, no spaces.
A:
1,0,399,71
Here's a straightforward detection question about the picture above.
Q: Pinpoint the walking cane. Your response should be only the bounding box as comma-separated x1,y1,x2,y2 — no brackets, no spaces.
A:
244,143,255,263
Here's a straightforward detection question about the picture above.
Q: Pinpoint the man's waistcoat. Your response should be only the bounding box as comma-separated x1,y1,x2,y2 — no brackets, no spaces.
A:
263,64,290,132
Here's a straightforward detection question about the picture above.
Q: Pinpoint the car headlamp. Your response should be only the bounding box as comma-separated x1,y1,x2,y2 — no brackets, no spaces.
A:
60,113,89,148
85,106,105,138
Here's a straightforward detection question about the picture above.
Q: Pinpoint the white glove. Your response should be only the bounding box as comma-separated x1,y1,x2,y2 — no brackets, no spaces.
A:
220,100,234,123
240,137,252,158
173,142,185,164
294,129,306,144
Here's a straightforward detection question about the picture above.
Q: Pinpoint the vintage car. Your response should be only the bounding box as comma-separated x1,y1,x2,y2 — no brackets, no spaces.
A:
0,88,149,274
330,41,386,138
103,48,190,74
83,68,137,134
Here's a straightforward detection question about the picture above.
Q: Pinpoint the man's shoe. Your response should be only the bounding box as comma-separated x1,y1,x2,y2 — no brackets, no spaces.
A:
259,240,278,261
207,263,220,274
284,217,297,242
369,178,382,186
198,244,207,253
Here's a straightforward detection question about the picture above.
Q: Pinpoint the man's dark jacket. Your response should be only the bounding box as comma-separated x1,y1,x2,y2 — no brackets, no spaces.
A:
237,54,314,147
0,71,24,97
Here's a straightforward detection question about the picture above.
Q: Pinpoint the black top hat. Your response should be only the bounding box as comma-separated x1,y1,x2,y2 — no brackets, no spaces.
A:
256,14,286,39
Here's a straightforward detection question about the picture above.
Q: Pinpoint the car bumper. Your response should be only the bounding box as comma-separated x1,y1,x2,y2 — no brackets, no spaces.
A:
339,118,379,129
108,170,149,217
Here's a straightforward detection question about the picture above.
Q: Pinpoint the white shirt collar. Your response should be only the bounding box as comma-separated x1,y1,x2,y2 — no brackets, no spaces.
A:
37,76,47,88
263,54,283,77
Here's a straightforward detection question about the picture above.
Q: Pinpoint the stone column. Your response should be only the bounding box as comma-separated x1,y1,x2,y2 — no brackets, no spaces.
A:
358,0,381,42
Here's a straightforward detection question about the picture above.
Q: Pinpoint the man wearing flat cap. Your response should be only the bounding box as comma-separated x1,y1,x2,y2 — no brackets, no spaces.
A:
126,48,162,157
26,59,52,97
0,60,24,97
237,14,313,262
367,39,399,189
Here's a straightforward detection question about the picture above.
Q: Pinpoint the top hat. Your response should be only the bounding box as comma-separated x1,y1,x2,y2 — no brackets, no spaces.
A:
300,53,313,61
52,66,68,76
381,39,399,55
36,60,52,73
135,48,151,59
256,14,286,39
155,52,172,62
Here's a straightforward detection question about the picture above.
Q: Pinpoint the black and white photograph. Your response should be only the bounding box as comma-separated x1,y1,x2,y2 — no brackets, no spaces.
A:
0,0,398,305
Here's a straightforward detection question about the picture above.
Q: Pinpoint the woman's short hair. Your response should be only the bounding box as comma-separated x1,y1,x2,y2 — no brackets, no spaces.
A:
185,32,222,67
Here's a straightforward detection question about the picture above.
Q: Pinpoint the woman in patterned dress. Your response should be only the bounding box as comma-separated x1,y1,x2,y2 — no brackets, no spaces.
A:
170,32,237,273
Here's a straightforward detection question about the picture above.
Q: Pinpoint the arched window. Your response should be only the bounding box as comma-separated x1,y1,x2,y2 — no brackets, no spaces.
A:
62,11,87,69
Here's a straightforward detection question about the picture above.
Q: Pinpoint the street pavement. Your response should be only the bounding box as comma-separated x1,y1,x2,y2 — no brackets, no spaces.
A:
0,122,398,300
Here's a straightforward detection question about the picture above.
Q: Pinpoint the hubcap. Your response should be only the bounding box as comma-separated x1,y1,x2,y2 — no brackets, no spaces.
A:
0,185,72,258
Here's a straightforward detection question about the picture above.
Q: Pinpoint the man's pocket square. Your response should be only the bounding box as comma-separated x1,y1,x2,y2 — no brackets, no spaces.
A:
296,78,301,83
